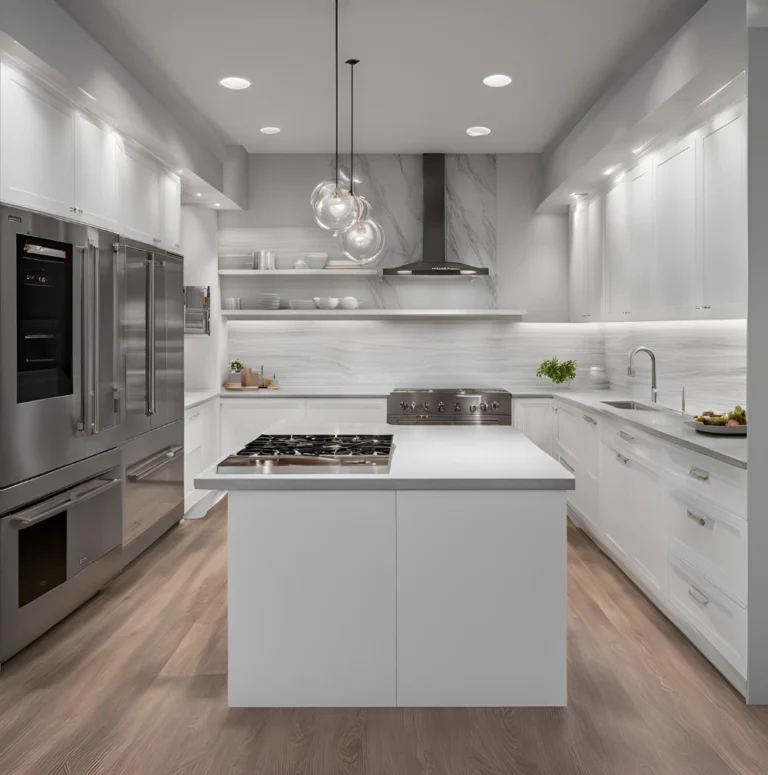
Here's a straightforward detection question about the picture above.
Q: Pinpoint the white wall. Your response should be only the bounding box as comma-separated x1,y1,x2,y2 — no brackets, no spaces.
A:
496,155,569,321
182,207,225,390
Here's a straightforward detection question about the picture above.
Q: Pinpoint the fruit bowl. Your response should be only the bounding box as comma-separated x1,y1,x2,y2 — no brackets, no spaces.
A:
684,421,746,436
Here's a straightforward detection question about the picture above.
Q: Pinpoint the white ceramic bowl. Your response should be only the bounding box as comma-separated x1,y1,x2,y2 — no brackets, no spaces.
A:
305,253,329,270
314,297,340,310
340,296,360,310
290,299,317,310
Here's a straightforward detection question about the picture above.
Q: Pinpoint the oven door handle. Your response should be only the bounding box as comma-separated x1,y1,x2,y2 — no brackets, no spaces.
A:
9,478,121,529
127,445,184,482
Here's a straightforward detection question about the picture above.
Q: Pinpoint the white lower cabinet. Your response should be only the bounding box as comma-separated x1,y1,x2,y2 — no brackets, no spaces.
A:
513,398,552,456
220,398,306,456
184,397,220,516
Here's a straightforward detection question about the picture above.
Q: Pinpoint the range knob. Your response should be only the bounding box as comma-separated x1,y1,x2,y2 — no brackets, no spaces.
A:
437,401,445,413
454,402,462,411
470,404,477,413
491,401,500,411
403,403,413,414
423,402,430,411
399,401,407,410
479,402,488,412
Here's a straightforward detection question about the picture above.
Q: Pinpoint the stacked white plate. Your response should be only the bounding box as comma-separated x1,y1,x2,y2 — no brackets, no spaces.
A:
256,293,280,310
289,299,316,310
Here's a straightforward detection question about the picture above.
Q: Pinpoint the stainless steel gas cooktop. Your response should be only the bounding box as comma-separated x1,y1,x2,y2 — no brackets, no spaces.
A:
217,433,394,475
387,388,512,425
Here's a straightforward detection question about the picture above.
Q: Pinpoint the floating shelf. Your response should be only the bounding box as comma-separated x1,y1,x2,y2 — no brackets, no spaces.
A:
222,309,527,321
218,269,379,277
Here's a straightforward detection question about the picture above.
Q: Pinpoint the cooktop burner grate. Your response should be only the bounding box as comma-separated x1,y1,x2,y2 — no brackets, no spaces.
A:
237,434,394,458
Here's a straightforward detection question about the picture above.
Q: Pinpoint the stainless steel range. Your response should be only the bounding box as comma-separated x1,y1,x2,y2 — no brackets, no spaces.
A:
217,434,395,475
387,388,512,425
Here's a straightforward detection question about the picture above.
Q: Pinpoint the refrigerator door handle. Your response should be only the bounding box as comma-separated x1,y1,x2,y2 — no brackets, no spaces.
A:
90,239,99,435
147,258,156,416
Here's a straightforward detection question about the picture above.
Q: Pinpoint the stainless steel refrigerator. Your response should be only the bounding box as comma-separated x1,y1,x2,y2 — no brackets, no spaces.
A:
118,240,185,566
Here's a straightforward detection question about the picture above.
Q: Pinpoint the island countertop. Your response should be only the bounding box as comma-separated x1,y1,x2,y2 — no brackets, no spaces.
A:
195,421,576,491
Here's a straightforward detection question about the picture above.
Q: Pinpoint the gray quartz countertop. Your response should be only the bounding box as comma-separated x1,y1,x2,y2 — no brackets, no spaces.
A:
185,390,221,410
550,392,747,470
195,421,576,492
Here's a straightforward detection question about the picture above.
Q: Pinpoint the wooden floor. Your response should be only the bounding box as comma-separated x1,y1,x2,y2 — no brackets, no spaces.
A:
2,502,768,775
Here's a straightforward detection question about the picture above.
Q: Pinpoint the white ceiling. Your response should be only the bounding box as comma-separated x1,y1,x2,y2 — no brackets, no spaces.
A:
57,0,707,154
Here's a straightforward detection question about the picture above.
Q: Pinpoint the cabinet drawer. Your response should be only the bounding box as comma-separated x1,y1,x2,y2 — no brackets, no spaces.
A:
663,445,746,519
602,421,659,466
666,488,747,605
305,399,386,425
668,555,746,676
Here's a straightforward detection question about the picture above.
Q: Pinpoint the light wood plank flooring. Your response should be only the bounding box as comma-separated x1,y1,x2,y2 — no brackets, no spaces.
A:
1,500,767,774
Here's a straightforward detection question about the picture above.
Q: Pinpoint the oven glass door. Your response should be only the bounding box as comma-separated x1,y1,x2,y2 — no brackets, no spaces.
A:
16,235,74,404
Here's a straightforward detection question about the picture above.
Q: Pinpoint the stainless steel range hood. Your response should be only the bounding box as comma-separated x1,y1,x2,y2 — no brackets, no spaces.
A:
383,154,489,276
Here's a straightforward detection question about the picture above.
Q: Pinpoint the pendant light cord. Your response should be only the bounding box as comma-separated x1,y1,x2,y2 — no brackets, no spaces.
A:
346,59,359,196
335,0,339,189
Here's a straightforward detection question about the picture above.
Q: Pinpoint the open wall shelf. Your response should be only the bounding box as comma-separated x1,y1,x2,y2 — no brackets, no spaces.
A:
222,309,527,321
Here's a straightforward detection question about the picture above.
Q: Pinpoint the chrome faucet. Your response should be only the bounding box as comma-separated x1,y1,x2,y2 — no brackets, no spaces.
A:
627,346,657,403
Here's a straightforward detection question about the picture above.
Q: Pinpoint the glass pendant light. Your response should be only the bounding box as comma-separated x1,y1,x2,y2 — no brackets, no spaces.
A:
337,60,385,264
311,0,359,234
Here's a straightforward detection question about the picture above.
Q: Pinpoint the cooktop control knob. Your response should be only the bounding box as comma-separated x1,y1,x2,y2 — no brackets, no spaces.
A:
423,402,430,411
404,403,413,414
491,401,500,411
454,402,461,411
438,402,445,412
470,404,477,413
479,402,488,412
400,401,407,410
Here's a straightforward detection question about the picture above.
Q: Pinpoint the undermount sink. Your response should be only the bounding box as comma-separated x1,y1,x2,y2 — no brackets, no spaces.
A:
601,400,659,412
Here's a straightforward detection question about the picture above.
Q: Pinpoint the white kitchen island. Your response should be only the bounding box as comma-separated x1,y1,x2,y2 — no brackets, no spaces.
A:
196,422,575,708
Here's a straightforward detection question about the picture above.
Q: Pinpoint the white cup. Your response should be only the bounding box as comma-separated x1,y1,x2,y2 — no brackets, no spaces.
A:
341,297,360,310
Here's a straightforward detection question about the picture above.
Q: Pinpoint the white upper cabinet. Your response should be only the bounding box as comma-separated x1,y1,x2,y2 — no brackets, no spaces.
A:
598,100,747,323
697,104,747,319
605,178,631,319
158,169,182,251
74,112,118,230
0,64,76,219
117,141,160,245
654,136,696,318
585,195,603,320
568,200,588,321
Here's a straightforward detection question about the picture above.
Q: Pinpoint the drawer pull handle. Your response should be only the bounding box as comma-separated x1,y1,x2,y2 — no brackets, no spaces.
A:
582,415,597,426
79,556,88,565
686,510,710,527
560,457,575,474
618,430,634,441
688,586,710,606
689,467,710,482
616,453,629,465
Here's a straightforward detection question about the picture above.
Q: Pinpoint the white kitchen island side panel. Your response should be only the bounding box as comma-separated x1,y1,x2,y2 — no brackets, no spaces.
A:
228,490,397,708
396,490,567,707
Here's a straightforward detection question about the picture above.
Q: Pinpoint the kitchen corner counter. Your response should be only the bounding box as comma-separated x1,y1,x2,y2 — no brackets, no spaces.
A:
185,390,221,410
196,422,575,491
549,392,748,470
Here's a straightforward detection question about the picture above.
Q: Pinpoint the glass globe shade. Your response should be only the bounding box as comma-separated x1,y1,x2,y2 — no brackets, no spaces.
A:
338,216,385,263
313,188,360,233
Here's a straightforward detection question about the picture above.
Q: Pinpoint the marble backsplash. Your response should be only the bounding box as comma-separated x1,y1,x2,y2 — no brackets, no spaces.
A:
228,319,747,412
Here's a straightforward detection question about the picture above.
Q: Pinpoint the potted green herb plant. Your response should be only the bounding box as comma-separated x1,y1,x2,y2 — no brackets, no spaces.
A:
536,357,577,387
229,359,245,385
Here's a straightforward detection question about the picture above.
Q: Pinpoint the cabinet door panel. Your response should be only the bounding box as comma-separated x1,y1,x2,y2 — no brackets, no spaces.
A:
75,113,117,230
569,201,588,321
515,399,552,456
605,181,631,318
655,140,695,314
628,165,654,315
600,443,633,561
118,143,159,245
159,170,181,250
586,196,603,319
305,398,386,425
700,108,746,316
0,65,75,218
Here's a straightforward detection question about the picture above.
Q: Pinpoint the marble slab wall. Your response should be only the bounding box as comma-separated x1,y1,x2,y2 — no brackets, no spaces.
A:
603,320,747,414
218,153,539,312
228,321,605,390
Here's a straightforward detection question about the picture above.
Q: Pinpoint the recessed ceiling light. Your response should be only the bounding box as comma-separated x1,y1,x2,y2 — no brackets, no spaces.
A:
218,76,251,90
195,193,202,197
260,126,281,135
603,166,619,176
467,126,491,137
176,169,183,174
213,203,221,207
483,74,512,88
